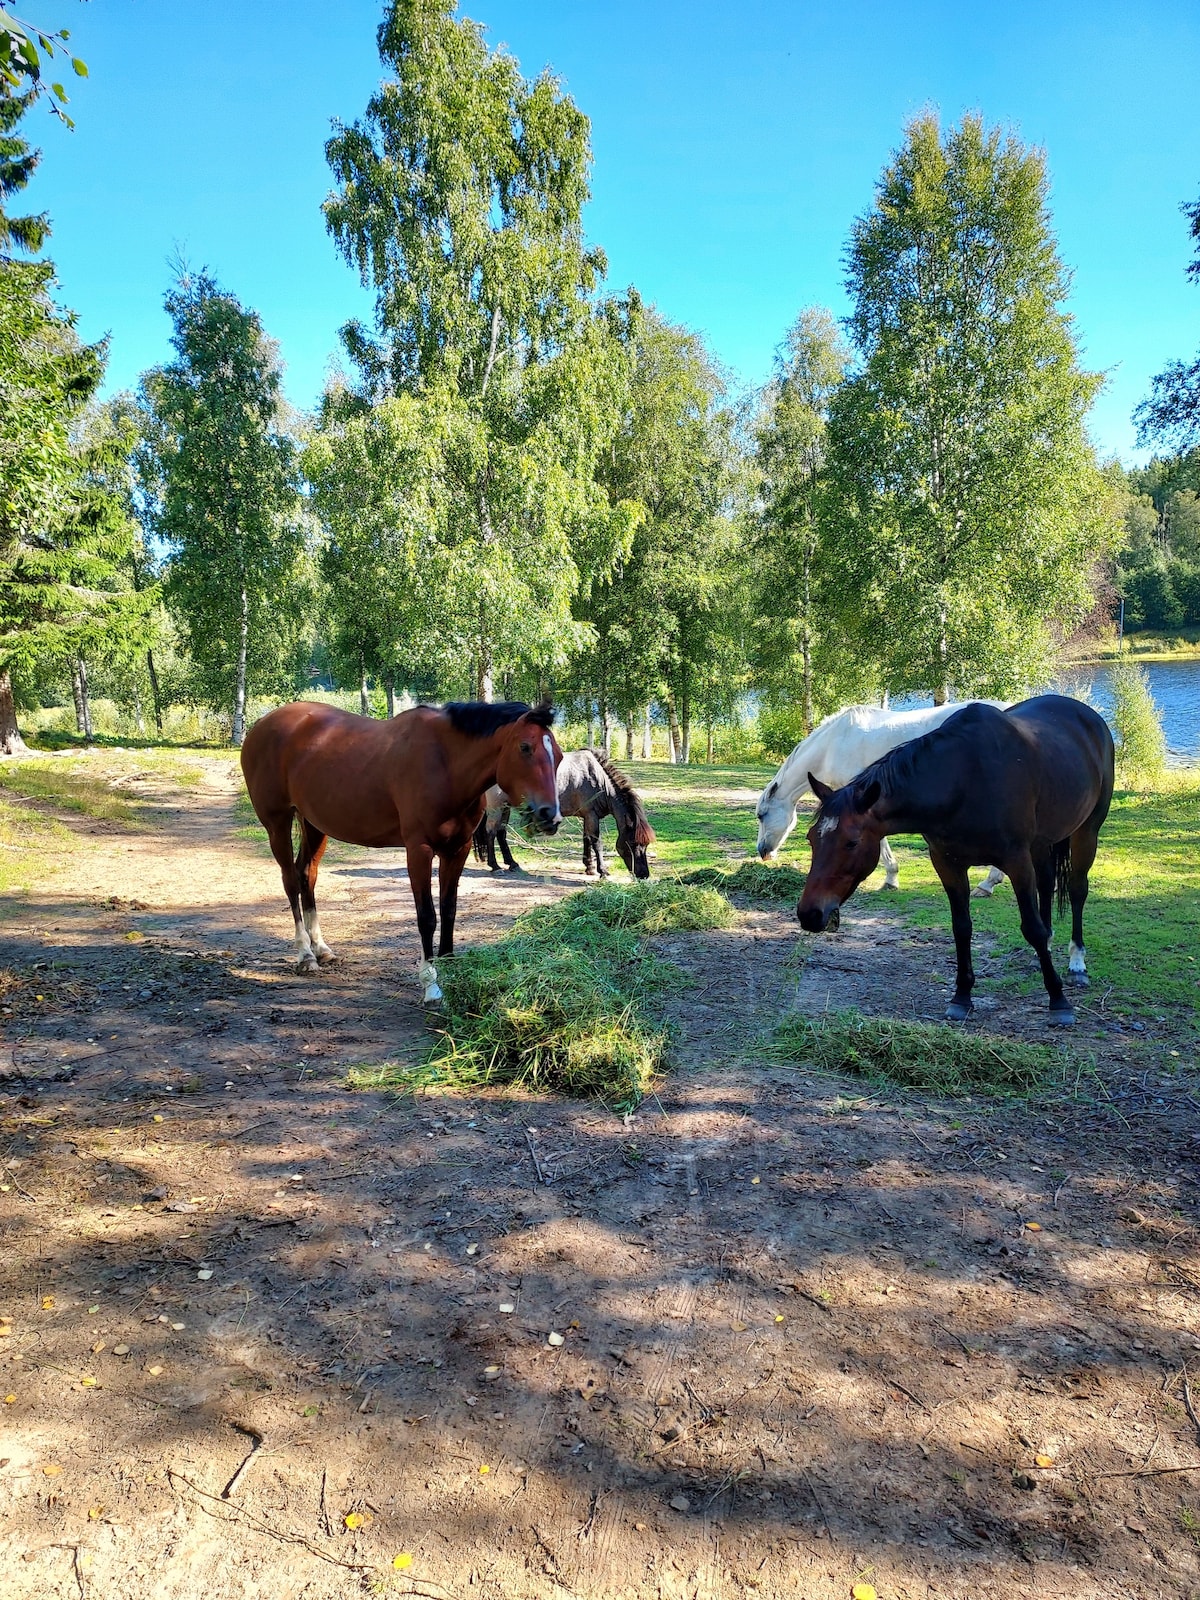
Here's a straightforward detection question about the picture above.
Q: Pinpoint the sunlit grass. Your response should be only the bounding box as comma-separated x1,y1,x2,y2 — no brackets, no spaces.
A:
0,791,71,897
0,760,137,823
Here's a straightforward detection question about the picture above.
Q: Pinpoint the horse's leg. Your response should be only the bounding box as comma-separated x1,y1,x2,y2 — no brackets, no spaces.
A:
878,837,900,890
485,821,502,873
590,818,608,878
405,842,441,1004
297,820,334,964
1034,850,1055,935
1007,856,1072,1025
496,820,519,871
929,846,975,1021
437,841,473,958
264,813,316,973
582,825,597,877
1066,821,1100,986
971,867,1006,898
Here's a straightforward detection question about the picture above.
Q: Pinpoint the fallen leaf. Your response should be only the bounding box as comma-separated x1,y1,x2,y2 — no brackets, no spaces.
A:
750,1176,761,1185
197,1270,213,1281
479,1464,490,1475
80,1375,97,1388
547,1331,564,1347
852,1586,877,1600
3,1394,15,1404
0,1327,10,1338
774,1315,785,1324
343,1511,372,1531
146,1365,163,1377
731,1321,747,1333
1025,1221,1042,1232
87,1306,99,1315
152,1114,164,1123
1035,1453,1055,1468
42,1464,63,1477
90,1342,105,1354
392,1553,413,1570
87,1506,104,1520
40,1296,54,1310
112,1344,130,1356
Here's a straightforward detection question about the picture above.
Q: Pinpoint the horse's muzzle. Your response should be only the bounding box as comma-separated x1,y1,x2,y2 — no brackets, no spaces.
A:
798,903,840,933
529,804,560,835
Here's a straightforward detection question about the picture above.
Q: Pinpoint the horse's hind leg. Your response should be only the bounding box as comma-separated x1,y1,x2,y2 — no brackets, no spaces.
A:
1007,856,1072,1025
1066,822,1100,986
588,818,609,878
971,867,1006,899
264,813,317,973
297,819,334,964
495,821,519,871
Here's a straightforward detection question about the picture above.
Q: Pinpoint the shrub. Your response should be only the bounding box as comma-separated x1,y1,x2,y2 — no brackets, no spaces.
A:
1110,657,1167,784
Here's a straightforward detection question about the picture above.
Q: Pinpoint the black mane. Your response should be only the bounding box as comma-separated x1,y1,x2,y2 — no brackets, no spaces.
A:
439,700,555,739
585,748,655,842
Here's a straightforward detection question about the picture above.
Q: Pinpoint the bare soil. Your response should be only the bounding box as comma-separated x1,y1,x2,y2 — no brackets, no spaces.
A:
2,755,1199,1600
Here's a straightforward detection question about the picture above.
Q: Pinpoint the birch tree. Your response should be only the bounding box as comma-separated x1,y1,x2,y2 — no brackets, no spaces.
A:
323,0,633,697
828,114,1112,702
143,270,307,745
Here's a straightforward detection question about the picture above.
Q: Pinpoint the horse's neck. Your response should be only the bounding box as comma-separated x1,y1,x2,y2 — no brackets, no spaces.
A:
448,732,508,810
777,721,837,803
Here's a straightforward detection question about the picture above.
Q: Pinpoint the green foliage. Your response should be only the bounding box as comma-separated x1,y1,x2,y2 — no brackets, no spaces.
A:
141,269,310,743
772,1009,1066,1096
828,113,1115,701
0,9,87,125
354,882,734,1108
323,0,634,695
1109,657,1168,784
1135,190,1200,452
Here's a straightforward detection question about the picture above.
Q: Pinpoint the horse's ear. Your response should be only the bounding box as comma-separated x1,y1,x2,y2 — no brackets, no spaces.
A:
808,772,834,803
854,777,881,812
523,701,556,730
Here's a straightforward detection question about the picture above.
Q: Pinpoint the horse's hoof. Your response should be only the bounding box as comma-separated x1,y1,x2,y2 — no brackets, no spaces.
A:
422,985,444,1006
490,866,502,875
295,955,319,975
970,886,994,900
315,946,336,966
879,880,899,892
1047,1005,1075,1028
1067,970,1089,988
946,1000,973,1022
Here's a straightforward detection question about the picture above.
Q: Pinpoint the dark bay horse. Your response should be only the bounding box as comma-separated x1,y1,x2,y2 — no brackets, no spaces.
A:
797,695,1115,1026
241,701,562,1004
473,748,656,880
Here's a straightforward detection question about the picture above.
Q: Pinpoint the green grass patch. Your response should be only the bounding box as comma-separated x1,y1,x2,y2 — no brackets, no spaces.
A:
0,760,136,824
681,859,807,903
772,1009,1070,1097
0,791,72,897
347,880,736,1109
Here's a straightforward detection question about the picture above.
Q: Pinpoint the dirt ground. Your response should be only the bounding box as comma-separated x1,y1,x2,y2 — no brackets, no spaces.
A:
2,754,1199,1600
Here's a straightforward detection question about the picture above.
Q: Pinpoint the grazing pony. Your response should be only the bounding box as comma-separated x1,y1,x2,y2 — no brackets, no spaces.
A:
757,701,1006,897
474,748,656,880
240,700,562,1004
797,696,1114,1027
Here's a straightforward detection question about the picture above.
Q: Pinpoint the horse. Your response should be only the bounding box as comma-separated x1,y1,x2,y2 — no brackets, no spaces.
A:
757,701,1006,897
240,700,563,1005
473,748,656,880
796,695,1114,1027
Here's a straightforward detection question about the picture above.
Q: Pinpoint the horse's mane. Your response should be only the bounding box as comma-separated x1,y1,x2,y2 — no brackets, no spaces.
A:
587,748,656,845
439,701,555,739
815,704,995,823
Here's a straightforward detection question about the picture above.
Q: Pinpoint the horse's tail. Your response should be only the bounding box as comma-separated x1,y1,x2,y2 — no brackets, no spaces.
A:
1053,838,1071,919
472,817,489,863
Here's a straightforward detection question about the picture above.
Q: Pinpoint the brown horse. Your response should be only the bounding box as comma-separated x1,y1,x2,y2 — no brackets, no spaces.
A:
240,700,562,1003
797,695,1114,1027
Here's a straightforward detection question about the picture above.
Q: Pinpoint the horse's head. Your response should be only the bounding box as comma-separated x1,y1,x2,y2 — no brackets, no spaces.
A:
495,707,562,835
616,816,656,880
756,778,798,860
796,770,883,933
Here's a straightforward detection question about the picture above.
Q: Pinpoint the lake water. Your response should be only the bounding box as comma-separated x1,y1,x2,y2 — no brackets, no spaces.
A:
898,657,1200,766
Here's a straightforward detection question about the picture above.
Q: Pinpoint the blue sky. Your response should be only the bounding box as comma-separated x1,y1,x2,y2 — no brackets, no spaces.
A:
22,0,1200,462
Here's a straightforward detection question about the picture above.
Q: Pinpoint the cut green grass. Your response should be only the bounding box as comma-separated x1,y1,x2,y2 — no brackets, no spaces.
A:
347,880,736,1109
0,760,136,824
681,859,807,903
771,1009,1072,1097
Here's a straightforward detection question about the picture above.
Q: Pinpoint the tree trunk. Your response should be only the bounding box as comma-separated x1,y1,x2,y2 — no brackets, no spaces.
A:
599,699,611,756
801,554,814,735
71,661,86,734
231,585,249,747
934,600,949,705
385,674,395,719
359,662,370,715
706,723,714,764
476,636,493,701
680,668,691,765
78,657,93,740
146,650,163,735
0,668,27,754
133,683,146,737
665,693,681,765
585,707,595,746
641,706,652,760
625,712,635,762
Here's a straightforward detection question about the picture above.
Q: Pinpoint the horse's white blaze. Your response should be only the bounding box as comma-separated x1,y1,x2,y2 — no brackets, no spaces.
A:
419,959,443,1004
817,814,838,837
542,735,563,822
1068,940,1087,974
